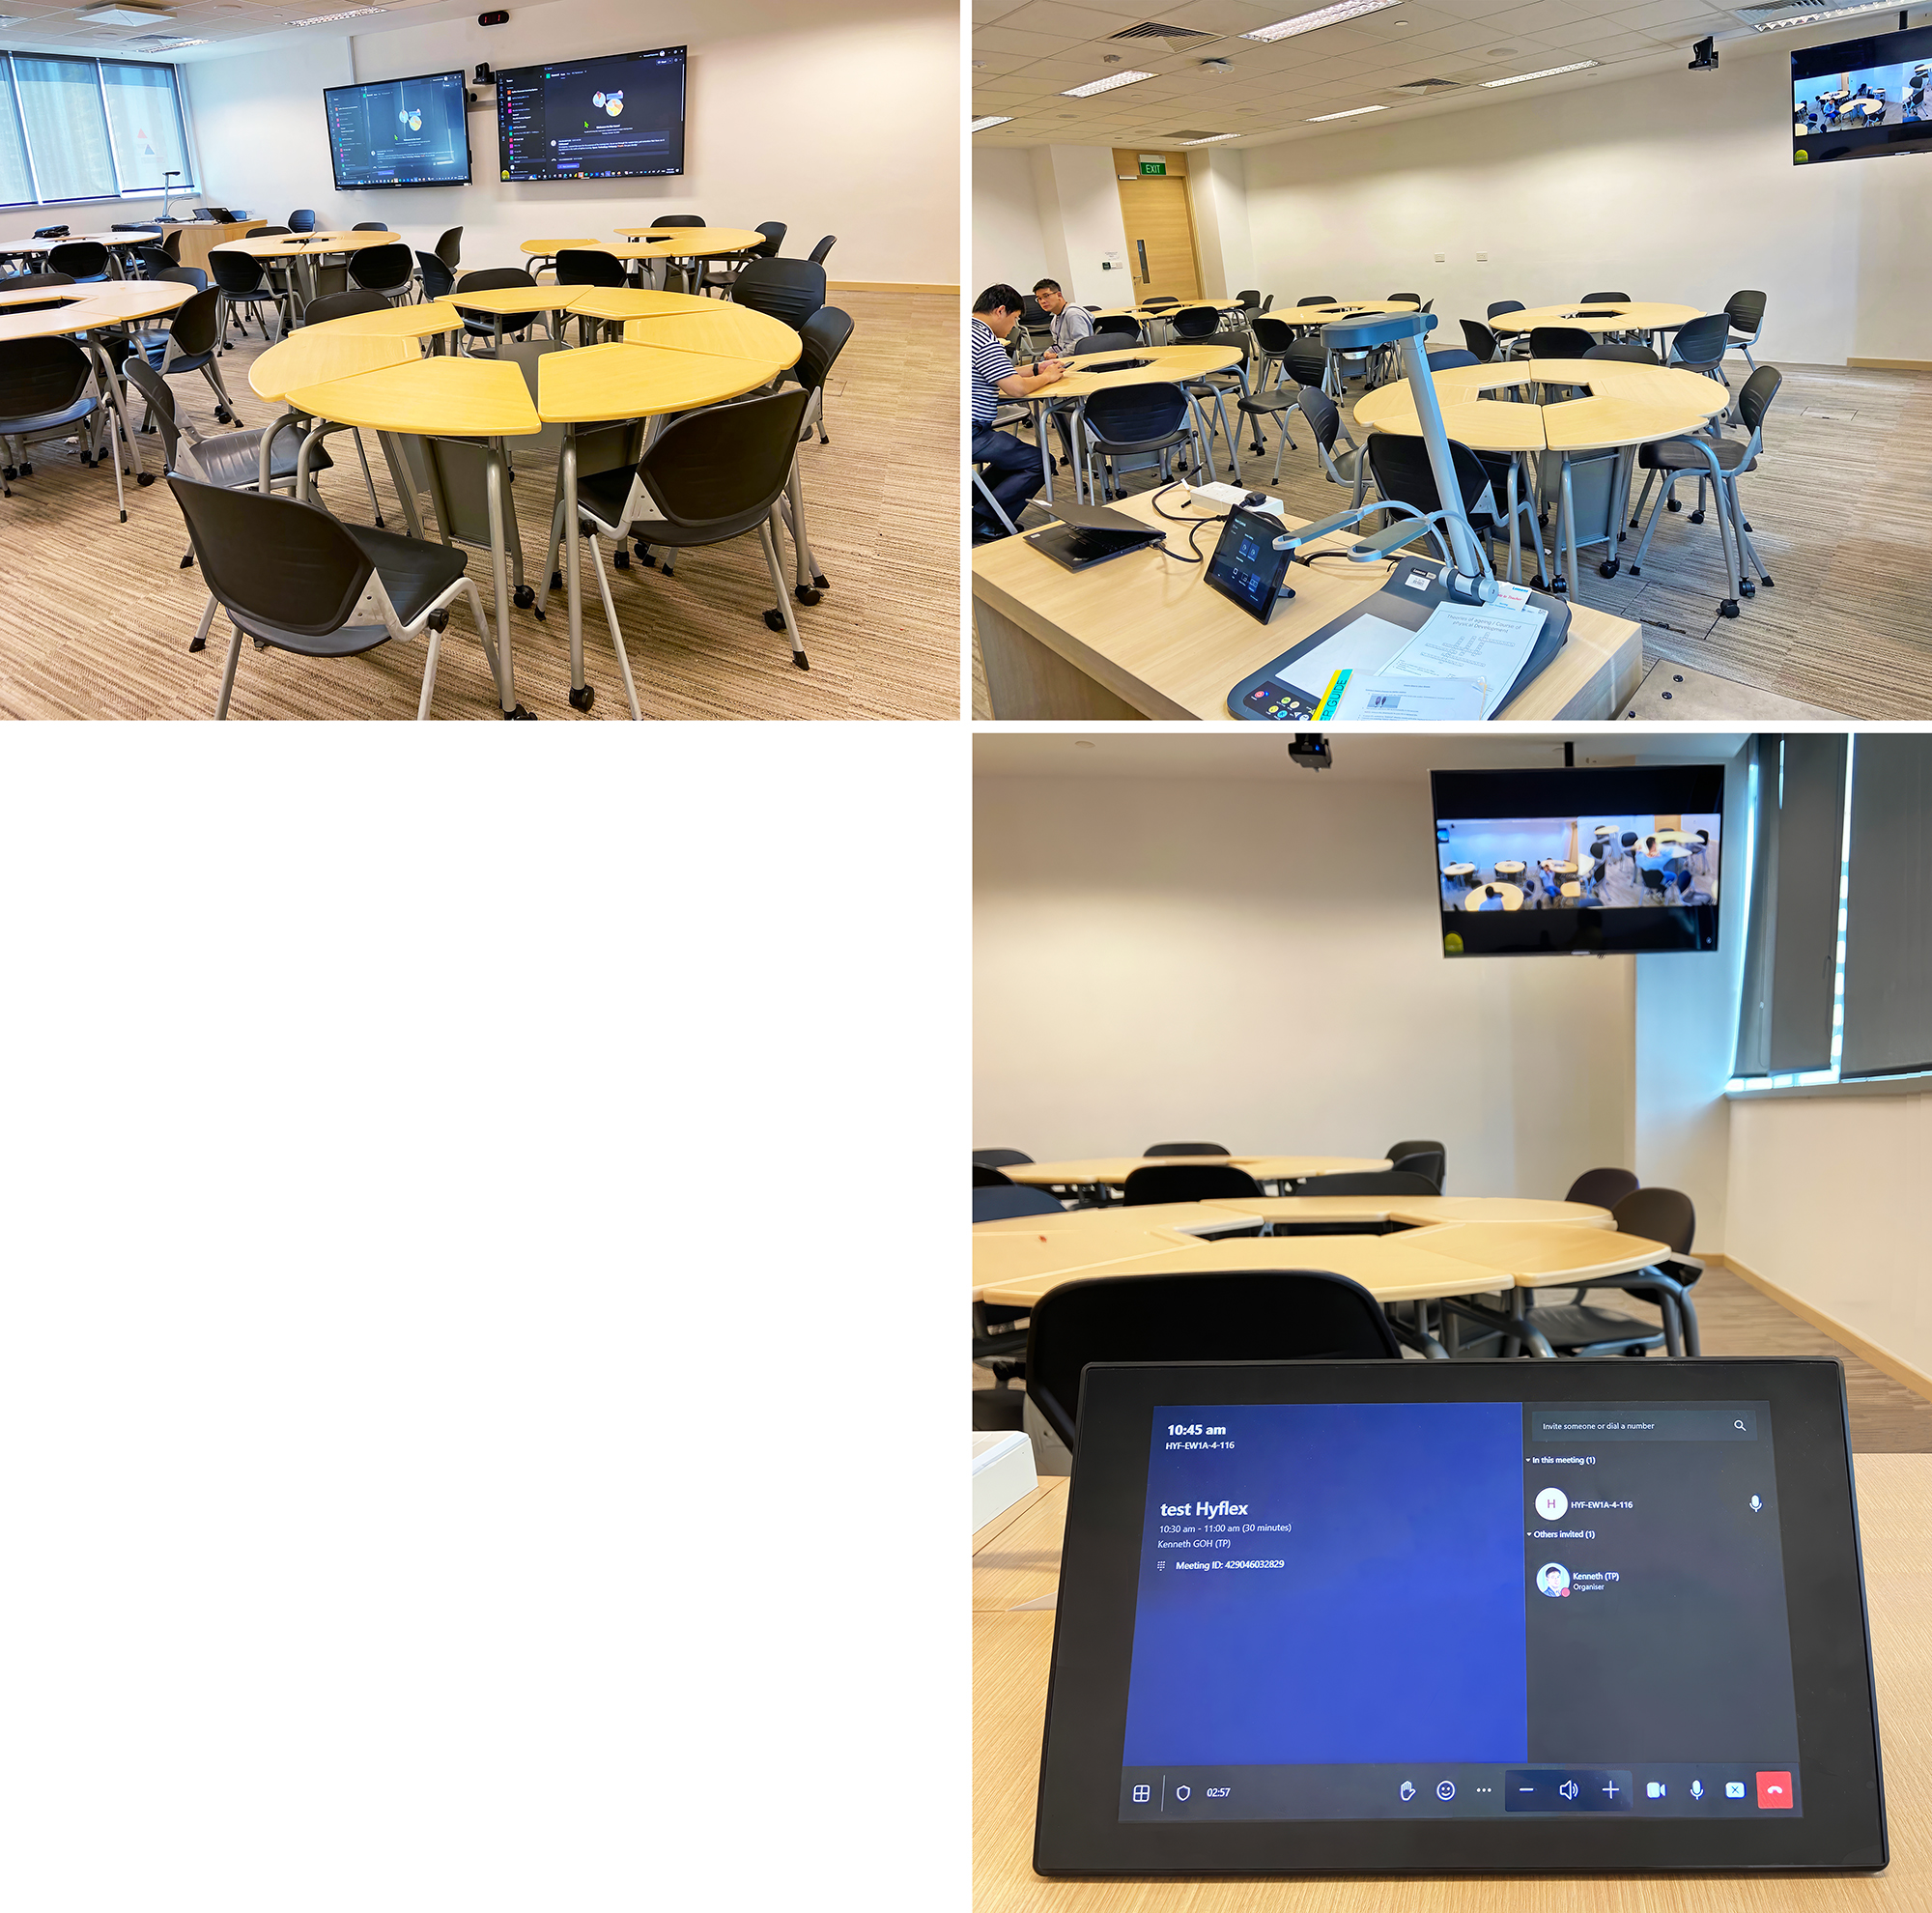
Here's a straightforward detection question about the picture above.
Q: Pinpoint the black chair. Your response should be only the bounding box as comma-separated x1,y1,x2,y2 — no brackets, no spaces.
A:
1565,1167,1638,1209
1581,291,1631,302
0,336,116,517
1249,312,1297,391
1584,341,1660,365
1426,348,1478,372
1724,289,1767,371
1460,318,1499,362
434,226,463,271
129,243,171,280
209,247,293,348
1529,325,1595,359
0,269,73,301
415,251,455,302
1364,432,1545,586
1284,382,1369,498
974,1184,1064,1224
650,214,707,226
769,305,853,606
1488,299,1527,357
974,1163,1013,1187
1529,1186,1702,1358
1386,1138,1445,1189
808,234,836,266
540,387,815,714
1297,294,1336,308
1145,1141,1230,1156
1076,382,1197,501
1068,332,1122,357
1667,311,1730,383
452,267,538,352
1027,1270,1402,1451
348,241,414,304
974,1149,1035,1168
129,285,242,424
288,209,317,233
1121,1163,1261,1205
1092,313,1143,341
46,241,110,283
703,219,785,295
729,257,825,332
351,220,388,231
304,289,391,325
167,472,494,719
554,247,627,339
1293,1170,1441,1198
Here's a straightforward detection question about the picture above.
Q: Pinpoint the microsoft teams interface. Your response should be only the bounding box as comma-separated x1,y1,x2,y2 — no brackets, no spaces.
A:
497,47,687,183
324,73,469,189
1120,1402,1800,1823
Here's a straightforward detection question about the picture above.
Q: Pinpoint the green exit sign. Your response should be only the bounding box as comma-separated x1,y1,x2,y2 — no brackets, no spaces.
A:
1138,155,1167,175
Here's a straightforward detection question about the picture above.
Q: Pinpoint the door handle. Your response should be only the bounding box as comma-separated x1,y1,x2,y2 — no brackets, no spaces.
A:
1136,239,1149,282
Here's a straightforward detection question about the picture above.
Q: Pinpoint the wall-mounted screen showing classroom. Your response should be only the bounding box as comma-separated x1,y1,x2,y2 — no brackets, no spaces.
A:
1792,24,1932,164
1431,765,1723,957
496,46,687,182
323,70,470,189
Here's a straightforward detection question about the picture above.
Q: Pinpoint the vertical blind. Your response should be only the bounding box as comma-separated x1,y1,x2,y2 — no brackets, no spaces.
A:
1840,736,1932,1080
0,53,191,205
1732,732,1848,1078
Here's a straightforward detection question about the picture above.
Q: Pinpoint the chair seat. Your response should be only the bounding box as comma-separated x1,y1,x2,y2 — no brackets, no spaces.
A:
1237,390,1298,414
576,465,773,549
0,393,96,435
195,428,333,490
1638,437,1754,473
1523,1301,1664,1355
348,520,469,626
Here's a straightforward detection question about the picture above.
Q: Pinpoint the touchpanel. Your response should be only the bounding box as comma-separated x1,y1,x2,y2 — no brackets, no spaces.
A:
1120,1400,1798,1823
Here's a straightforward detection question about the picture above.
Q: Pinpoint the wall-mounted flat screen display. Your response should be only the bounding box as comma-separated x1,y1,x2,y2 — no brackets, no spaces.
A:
1431,765,1724,956
496,46,687,182
324,71,470,190
1792,23,1932,164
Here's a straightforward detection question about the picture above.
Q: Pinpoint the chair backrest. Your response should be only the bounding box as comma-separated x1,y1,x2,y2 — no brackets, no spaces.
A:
351,221,388,232
808,234,836,264
975,1184,1065,1224
305,288,393,325
166,471,375,637
792,305,854,396
1251,315,1295,355
650,214,706,229
435,226,463,269
163,285,223,356
973,1149,1036,1168
1529,325,1596,358
1725,288,1767,334
0,335,93,422
1387,291,1421,304
1080,382,1189,446
752,219,786,258
1584,341,1661,364
45,241,108,279
1669,312,1729,368
728,256,826,330
1487,299,1524,320
1141,296,1179,308
253,225,290,237
161,227,183,261
1092,313,1143,338
156,266,207,291
1738,363,1781,434
1027,1270,1402,1447
1425,347,1478,372
4,270,73,291
1365,432,1494,525
415,252,455,301
1122,1163,1262,1205
1258,293,1274,313
121,356,182,467
1566,1166,1639,1209
1640,866,1665,893
636,387,810,534
130,243,170,278
349,242,412,291
1069,332,1122,357
974,1162,1013,1187
456,267,534,296
1170,304,1222,338
1283,337,1329,389
1297,294,1336,307
1295,1168,1443,1198
1612,1185,1695,1257
1460,318,1498,361
208,249,265,295
288,209,317,233
1386,1139,1445,1188
555,246,629,288
1581,291,1631,302
1145,1142,1231,1156
1386,1137,1443,1163
1295,382,1342,454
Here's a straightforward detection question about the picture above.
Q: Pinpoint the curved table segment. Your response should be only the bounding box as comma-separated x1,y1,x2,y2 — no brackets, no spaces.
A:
1003,1155,1390,1188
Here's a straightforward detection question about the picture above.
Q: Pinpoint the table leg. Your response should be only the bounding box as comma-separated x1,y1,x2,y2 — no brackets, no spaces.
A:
483,445,526,718
86,330,145,486
1035,400,1053,509
375,430,424,540
563,426,591,712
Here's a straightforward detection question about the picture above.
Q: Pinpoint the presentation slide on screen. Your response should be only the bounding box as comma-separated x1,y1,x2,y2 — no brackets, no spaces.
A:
1435,812,1719,912
497,49,686,182
327,74,468,187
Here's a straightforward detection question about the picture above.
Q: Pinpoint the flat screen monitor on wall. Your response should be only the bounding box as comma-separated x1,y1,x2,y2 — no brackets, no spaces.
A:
323,70,471,189
1792,23,1932,164
496,46,687,182
1431,765,1724,957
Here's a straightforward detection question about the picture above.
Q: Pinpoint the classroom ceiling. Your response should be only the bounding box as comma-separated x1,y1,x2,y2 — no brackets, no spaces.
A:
0,0,454,59
971,0,1789,148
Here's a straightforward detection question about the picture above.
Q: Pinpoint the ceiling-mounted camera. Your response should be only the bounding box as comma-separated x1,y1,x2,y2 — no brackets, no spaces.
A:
1688,35,1718,70
1289,732,1332,772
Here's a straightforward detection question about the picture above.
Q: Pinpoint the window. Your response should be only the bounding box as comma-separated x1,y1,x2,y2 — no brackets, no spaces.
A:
0,53,193,206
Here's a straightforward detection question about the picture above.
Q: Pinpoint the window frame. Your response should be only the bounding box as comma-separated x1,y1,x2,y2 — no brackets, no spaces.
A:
0,50,195,208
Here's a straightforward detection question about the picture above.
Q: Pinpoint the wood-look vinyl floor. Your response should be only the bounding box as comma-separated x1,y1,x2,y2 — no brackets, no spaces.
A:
0,291,959,720
971,1263,1932,1454
969,357,1932,721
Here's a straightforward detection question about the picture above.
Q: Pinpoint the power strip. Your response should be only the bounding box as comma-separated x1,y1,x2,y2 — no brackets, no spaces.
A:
1188,480,1284,518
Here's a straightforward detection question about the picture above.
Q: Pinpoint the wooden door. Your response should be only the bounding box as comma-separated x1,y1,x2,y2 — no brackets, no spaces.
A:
1112,151,1201,302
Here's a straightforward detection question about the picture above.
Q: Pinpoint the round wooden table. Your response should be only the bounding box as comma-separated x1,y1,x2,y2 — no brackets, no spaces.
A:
1442,862,1476,885
1494,859,1526,878
1464,881,1523,911
601,228,768,290
1002,1155,1391,1191
447,281,592,353
213,229,402,306
1489,300,1705,340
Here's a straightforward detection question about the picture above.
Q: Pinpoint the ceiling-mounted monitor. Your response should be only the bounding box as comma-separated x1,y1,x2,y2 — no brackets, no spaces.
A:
323,70,471,190
1792,23,1932,164
496,46,687,182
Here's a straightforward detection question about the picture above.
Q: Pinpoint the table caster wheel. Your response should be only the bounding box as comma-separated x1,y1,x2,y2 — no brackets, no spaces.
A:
136,471,154,487
795,585,821,606
568,683,595,712
513,585,534,610
792,650,810,671
612,548,630,568
1689,508,1704,525
1667,497,1681,512
1598,559,1619,578
1739,580,1756,597
1719,598,1739,619
502,703,534,720
763,608,787,632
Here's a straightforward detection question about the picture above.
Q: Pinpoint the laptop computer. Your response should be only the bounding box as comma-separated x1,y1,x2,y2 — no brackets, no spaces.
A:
1025,501,1167,574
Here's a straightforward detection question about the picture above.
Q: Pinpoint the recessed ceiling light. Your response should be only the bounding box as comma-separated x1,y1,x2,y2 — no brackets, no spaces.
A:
1245,0,1404,43
286,5,384,20
1479,59,1598,84
78,3,173,22
1306,102,1387,118
1754,0,1891,24
1062,69,1155,96
1488,45,1516,54
970,115,1012,131
1180,131,1240,142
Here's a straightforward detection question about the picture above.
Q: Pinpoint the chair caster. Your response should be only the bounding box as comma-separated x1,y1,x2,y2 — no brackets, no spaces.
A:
180,554,193,569
1739,580,1757,597
1689,508,1704,525
136,471,154,487
795,585,821,606
1666,497,1681,512
215,409,232,423
1550,578,1569,596
1719,598,1740,618
568,683,595,712
550,570,562,591
1599,559,1619,578
502,703,534,719
613,547,630,568
513,584,534,610
792,649,810,671
764,608,787,632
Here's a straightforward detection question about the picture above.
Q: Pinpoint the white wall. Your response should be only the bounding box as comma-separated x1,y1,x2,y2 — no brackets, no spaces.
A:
181,0,956,286
1727,1092,1932,1378
972,147,1046,300
975,769,1635,1197
1190,149,1252,302
1025,144,1131,307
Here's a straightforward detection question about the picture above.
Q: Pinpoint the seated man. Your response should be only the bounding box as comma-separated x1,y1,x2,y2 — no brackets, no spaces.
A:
972,282,1065,542
1033,279,1094,357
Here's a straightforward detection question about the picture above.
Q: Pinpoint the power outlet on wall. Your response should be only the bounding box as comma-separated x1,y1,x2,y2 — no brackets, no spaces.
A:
1477,251,1488,262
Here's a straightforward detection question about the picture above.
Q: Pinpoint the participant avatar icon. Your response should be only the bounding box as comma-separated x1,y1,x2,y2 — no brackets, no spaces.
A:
1536,1561,1572,1598
603,89,623,115
1534,1487,1568,1521
397,106,422,130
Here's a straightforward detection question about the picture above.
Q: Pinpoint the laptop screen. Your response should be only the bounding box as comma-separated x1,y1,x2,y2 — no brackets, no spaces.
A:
1118,1399,1800,1823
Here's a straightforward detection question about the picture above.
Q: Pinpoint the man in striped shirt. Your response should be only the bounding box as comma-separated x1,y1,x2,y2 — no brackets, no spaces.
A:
972,283,1064,541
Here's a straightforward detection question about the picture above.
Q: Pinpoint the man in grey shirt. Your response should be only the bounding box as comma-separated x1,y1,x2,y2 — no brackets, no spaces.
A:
1033,280,1094,356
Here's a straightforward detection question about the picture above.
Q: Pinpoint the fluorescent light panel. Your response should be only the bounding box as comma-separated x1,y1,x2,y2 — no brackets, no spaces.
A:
970,115,1012,130
1245,0,1404,43
1062,69,1154,96
287,6,384,20
1180,131,1239,143
1306,102,1386,119
1755,0,1893,25
1480,59,1598,84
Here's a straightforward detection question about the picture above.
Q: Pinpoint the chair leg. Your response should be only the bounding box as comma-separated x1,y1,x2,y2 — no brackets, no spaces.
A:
787,455,827,597
1628,471,1672,574
1730,480,1771,585
586,533,641,720
351,428,383,526
758,514,809,671
214,619,244,717
416,621,442,719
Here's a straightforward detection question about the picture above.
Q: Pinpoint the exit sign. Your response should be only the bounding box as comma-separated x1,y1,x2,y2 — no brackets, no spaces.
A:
1138,155,1166,175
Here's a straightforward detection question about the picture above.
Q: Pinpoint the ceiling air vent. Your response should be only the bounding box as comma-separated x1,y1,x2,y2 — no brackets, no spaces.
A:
1393,76,1463,89
1110,20,1220,38
1165,128,1224,139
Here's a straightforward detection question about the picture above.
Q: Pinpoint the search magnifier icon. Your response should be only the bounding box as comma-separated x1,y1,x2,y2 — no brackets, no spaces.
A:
1735,1419,1748,1432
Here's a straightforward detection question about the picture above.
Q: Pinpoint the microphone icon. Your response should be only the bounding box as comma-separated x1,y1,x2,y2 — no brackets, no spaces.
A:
1690,1781,1705,1800
1749,1495,1763,1512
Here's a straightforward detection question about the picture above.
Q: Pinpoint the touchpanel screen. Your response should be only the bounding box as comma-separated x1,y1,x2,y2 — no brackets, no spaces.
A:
1119,1400,1799,1823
